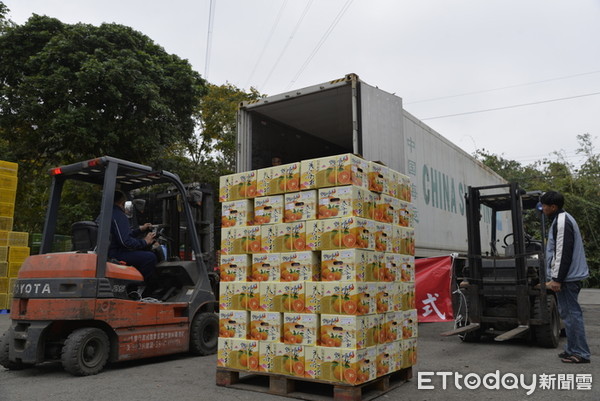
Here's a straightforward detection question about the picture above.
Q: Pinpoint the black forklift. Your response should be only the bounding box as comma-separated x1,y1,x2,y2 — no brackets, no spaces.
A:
442,183,560,347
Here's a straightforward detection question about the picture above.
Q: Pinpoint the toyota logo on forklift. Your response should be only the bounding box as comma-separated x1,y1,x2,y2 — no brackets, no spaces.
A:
14,282,51,295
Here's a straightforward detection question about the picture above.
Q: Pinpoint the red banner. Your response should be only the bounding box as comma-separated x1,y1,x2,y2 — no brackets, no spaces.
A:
415,256,454,322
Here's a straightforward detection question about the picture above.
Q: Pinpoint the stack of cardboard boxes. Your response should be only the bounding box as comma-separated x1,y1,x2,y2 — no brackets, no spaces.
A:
217,154,417,385
0,160,30,311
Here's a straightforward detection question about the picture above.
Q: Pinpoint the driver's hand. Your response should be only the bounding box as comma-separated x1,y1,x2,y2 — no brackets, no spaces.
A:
546,280,561,292
140,223,153,232
144,231,156,245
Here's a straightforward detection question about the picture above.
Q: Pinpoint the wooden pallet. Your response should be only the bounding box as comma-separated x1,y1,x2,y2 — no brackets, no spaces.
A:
216,367,412,401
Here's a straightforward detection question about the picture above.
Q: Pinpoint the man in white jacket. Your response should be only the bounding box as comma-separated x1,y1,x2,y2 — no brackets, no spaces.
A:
542,191,591,364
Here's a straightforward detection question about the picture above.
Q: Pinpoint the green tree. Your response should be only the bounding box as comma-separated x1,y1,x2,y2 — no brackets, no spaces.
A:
0,13,207,232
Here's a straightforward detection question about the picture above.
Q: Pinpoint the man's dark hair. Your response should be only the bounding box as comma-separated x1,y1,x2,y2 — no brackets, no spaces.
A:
114,190,127,204
540,191,564,209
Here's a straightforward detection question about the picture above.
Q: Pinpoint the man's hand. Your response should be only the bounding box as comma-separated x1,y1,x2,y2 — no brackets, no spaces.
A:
140,222,153,232
546,280,562,292
144,231,156,245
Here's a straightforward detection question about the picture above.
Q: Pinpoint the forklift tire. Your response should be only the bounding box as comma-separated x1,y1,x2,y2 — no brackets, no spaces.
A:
0,330,29,371
61,328,110,376
533,295,560,348
189,312,218,356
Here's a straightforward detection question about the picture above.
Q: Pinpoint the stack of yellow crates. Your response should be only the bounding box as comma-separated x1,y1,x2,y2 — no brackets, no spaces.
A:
0,160,30,311
216,153,417,385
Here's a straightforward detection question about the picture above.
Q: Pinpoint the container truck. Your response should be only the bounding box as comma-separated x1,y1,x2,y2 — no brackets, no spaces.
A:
236,73,508,257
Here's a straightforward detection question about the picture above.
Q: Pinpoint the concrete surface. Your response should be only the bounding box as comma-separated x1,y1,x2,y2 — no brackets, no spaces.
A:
1,291,599,401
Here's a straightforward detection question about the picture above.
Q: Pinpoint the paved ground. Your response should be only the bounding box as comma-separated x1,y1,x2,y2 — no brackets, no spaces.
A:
1,290,599,401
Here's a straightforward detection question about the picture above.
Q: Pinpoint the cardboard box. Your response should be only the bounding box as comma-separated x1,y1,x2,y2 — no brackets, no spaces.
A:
285,190,317,222
221,200,254,227
398,201,412,228
366,251,384,282
245,282,261,311
219,282,247,310
304,345,325,380
402,309,418,339
375,283,393,313
259,282,286,312
300,158,320,190
398,173,412,202
254,195,284,225
314,154,368,189
219,227,238,255
220,171,258,202
373,222,392,253
251,253,281,282
219,310,249,339
405,282,416,310
318,185,368,219
400,255,415,282
376,342,394,377
392,226,415,255
274,222,307,252
368,162,387,193
320,347,376,384
382,253,401,282
401,338,418,368
283,313,319,346
271,343,305,377
375,194,396,224
257,163,301,195
217,338,259,370
219,173,236,202
305,281,325,314
250,311,282,342
258,340,278,372
260,224,278,253
320,315,376,349
219,254,251,282
321,248,370,282
332,217,373,250
381,311,402,344
280,251,320,282
305,219,325,251
241,225,262,254
319,282,372,316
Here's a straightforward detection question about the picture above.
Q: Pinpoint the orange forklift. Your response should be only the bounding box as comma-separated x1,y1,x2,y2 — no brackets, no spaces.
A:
0,157,219,375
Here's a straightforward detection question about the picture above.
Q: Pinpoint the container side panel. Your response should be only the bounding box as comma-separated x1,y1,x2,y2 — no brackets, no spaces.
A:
359,83,405,169
402,111,507,256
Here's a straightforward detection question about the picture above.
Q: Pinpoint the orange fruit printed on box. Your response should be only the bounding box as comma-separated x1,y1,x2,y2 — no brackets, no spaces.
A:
402,309,418,339
376,342,396,377
401,255,415,282
221,200,254,227
251,253,281,282
375,194,396,224
219,254,251,282
219,310,249,339
320,249,370,282
283,313,318,346
318,185,368,220
254,195,284,225
272,343,306,377
398,201,412,228
274,222,307,252
284,190,317,222
398,173,412,202
373,222,392,253
381,253,401,282
280,251,320,282
219,282,247,310
368,161,387,193
217,338,259,371
319,314,374,349
381,311,402,344
250,311,282,342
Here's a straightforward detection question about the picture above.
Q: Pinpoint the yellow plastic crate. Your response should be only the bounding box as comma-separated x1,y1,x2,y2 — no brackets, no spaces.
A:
8,232,29,247
0,246,6,261
0,293,8,310
0,189,16,204
0,278,7,293
9,277,17,293
8,246,29,263
0,160,18,176
0,217,13,231
0,174,17,190
8,262,21,277
0,261,6,276
0,202,15,218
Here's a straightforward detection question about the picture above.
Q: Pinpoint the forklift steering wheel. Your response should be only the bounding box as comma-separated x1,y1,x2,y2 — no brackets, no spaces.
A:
503,232,532,247
503,233,514,247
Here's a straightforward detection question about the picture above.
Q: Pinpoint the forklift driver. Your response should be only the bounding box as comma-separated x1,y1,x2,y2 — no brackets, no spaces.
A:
109,190,157,280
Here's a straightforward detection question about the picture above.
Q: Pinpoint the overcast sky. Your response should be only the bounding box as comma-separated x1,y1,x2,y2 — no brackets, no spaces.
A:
4,0,600,168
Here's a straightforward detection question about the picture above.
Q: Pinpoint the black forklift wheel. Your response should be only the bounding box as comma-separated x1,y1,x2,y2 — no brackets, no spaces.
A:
61,328,110,376
189,312,218,356
0,330,29,370
533,295,560,348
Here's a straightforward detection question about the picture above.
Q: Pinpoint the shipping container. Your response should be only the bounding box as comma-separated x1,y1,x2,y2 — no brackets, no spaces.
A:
236,73,507,256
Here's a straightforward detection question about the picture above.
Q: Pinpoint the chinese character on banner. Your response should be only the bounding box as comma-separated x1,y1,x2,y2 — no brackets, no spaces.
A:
415,256,454,322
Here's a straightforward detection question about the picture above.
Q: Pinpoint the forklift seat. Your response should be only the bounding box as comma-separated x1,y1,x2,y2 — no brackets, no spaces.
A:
72,221,98,252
